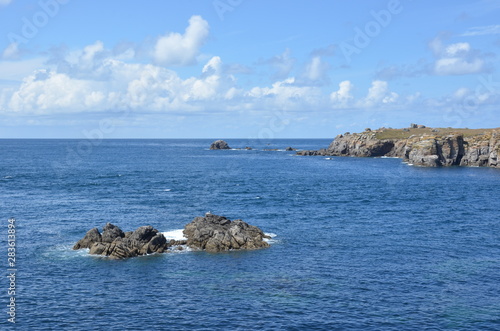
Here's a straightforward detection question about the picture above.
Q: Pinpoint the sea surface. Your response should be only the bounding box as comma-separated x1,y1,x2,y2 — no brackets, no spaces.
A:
0,139,499,330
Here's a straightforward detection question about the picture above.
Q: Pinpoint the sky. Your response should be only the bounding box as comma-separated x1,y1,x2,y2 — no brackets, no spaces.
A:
0,0,499,138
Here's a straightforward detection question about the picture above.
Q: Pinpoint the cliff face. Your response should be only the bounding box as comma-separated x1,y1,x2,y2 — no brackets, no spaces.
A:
297,128,500,168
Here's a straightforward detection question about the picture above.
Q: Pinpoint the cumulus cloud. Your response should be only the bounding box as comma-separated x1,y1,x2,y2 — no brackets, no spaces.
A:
8,70,109,113
153,15,209,66
0,36,424,116
361,80,398,107
0,43,242,114
330,80,354,106
376,35,491,80
0,38,316,114
247,77,321,110
297,56,330,86
328,80,400,109
430,36,488,75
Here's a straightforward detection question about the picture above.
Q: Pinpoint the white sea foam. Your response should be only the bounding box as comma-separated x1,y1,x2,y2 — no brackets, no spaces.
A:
162,229,187,241
3,176,12,179
264,232,278,244
164,189,172,192
168,245,193,253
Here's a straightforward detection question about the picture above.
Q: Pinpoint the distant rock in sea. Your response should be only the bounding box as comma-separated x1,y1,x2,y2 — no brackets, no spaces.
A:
297,125,500,168
74,214,270,258
210,140,231,150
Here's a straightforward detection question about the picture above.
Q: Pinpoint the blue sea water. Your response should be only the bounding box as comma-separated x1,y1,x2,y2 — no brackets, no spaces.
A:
0,139,499,330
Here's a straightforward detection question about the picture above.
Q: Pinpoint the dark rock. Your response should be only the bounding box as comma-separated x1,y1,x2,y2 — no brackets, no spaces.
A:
123,225,158,248
296,149,327,156
410,123,418,128
104,240,139,260
140,233,167,255
285,147,296,151
89,242,107,255
183,214,270,252
73,228,101,250
74,225,168,259
244,147,252,150
210,140,231,150
169,239,188,246
102,223,125,243
417,125,426,129
75,214,274,258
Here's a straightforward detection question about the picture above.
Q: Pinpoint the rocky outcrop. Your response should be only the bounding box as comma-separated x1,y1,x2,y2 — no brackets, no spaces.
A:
459,132,500,167
74,215,271,258
210,140,231,150
183,214,270,252
73,228,101,249
297,127,500,168
74,224,170,259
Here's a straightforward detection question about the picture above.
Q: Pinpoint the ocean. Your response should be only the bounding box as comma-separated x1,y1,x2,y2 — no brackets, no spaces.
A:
1,139,499,330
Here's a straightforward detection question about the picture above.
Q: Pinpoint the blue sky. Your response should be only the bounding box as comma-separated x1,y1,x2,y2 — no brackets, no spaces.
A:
0,0,499,138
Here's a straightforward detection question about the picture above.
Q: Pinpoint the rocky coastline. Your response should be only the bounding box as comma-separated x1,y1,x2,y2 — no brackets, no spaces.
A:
73,214,271,259
297,125,500,168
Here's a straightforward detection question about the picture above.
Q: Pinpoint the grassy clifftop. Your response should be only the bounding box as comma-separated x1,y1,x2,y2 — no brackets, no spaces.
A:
373,127,499,140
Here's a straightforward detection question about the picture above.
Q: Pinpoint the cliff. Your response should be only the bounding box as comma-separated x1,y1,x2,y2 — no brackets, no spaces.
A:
297,126,500,168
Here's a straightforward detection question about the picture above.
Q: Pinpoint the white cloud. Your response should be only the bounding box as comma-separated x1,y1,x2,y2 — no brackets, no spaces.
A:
8,70,107,113
330,80,354,106
435,57,484,76
153,15,209,66
81,41,105,66
247,77,321,110
461,25,500,37
0,52,247,114
0,0,12,6
445,42,470,56
361,80,398,107
430,37,487,75
2,42,19,60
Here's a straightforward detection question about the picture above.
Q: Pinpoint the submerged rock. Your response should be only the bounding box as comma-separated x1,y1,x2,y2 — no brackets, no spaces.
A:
183,214,270,252
210,140,231,150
